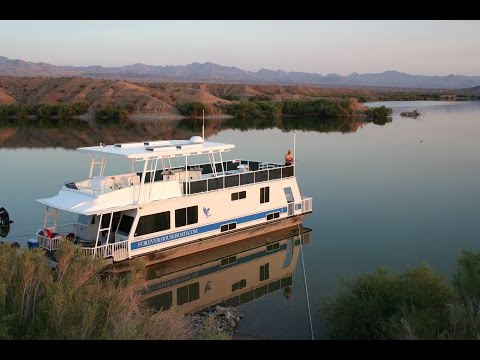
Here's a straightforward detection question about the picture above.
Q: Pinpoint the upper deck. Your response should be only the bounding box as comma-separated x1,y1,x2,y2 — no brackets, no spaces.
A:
77,137,235,160
37,137,297,215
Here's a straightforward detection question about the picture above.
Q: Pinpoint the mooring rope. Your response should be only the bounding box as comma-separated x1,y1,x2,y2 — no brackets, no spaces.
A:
299,225,314,340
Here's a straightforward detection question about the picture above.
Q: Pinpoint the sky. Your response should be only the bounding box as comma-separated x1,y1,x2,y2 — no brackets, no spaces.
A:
0,20,479,76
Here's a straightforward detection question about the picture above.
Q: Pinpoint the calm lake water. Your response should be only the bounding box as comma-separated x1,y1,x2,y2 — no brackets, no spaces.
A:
1,101,480,339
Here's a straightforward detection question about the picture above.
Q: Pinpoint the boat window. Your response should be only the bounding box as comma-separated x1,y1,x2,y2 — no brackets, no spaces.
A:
175,206,198,228
267,242,280,252
260,186,270,204
187,206,198,225
77,214,91,225
255,285,268,298
117,215,134,236
268,280,281,293
147,291,172,311
135,211,170,237
231,190,246,201
175,208,186,227
177,282,200,305
221,255,237,266
260,263,270,281
232,279,247,292
267,212,280,221
240,290,254,304
220,222,237,232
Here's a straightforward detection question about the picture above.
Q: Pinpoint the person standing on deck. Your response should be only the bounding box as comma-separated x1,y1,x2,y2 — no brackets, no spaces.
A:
285,149,293,166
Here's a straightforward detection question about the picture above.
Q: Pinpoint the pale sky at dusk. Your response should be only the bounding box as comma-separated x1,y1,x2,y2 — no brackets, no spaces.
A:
1,20,479,76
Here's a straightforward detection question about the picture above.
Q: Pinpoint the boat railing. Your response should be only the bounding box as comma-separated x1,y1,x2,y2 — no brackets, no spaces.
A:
184,163,294,195
80,240,129,262
37,233,62,251
37,224,130,262
37,223,78,251
301,197,313,213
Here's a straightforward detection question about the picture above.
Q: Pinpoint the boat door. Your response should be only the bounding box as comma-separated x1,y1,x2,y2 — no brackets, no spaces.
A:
284,187,295,216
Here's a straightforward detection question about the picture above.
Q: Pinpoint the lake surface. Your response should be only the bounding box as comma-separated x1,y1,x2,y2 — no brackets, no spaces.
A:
1,101,480,339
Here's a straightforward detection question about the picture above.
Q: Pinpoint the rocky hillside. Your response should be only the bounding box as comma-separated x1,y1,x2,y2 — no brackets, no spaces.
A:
0,76,380,117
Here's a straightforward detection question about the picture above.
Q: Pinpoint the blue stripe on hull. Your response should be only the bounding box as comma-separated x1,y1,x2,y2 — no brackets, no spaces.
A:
131,206,289,251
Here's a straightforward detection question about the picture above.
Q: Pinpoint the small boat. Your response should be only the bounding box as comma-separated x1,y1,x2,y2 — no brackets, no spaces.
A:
34,136,313,265
0,207,13,227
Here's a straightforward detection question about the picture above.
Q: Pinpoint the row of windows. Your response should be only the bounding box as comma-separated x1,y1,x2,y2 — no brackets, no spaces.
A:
266,242,280,252
266,212,280,221
117,185,275,237
147,281,200,310
221,222,237,232
148,275,293,311
128,206,198,237
231,190,246,201
175,206,198,228
232,279,247,292
221,255,237,267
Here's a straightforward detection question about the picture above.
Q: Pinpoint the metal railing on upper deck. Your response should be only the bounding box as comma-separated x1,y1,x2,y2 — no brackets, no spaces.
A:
183,160,295,195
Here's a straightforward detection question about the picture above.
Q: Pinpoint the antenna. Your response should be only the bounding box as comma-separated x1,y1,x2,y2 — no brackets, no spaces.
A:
293,131,296,176
202,109,205,140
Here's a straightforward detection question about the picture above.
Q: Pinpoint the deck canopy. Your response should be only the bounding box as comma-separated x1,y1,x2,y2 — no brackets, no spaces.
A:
77,138,235,160
37,190,138,215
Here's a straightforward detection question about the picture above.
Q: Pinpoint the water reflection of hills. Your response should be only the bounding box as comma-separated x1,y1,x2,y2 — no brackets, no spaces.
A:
0,116,390,149
139,226,312,314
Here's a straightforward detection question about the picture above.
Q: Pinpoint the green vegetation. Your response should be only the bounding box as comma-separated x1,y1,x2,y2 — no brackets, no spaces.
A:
321,250,480,339
282,99,353,118
0,241,231,340
176,101,207,117
176,98,390,121
222,99,388,120
0,242,194,339
224,116,374,133
95,103,136,127
400,110,421,118
372,92,442,102
0,103,89,122
365,106,392,121
0,103,90,130
223,101,283,119
248,95,271,102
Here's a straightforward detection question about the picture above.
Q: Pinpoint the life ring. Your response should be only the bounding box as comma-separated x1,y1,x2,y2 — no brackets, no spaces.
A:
42,228,53,238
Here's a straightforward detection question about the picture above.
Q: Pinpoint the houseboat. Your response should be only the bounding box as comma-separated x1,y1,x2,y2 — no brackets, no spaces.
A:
35,136,313,265
141,226,312,314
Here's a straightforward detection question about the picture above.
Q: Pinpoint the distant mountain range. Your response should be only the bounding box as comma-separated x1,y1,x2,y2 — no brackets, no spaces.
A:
1,55,479,89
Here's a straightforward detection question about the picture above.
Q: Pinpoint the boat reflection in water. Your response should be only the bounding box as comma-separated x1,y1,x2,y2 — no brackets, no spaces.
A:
139,225,312,314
